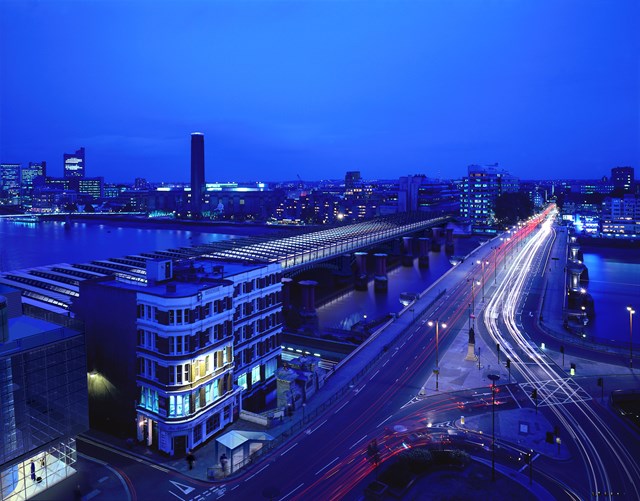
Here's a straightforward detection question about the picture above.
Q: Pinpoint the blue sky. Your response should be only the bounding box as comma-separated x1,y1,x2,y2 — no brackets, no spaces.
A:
1,0,638,183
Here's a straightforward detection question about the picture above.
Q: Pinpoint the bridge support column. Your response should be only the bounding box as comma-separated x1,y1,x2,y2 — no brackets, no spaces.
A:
402,237,414,267
374,253,388,292
418,238,430,268
431,228,442,252
281,278,293,311
354,252,368,291
298,280,318,322
445,228,454,254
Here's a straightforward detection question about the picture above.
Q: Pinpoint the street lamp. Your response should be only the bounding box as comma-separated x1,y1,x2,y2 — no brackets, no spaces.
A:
627,306,635,369
428,320,446,391
477,259,489,301
468,279,481,327
487,373,500,481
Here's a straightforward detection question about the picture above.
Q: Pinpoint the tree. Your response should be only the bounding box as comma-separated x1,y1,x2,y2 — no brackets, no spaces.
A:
494,192,534,226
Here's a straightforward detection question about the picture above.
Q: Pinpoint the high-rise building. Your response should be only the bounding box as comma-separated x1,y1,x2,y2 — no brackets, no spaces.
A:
20,162,47,204
460,164,519,227
345,171,361,192
190,133,205,214
0,163,21,203
611,166,634,193
63,147,85,179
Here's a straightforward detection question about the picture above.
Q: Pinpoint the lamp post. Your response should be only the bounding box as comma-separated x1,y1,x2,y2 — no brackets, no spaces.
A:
428,320,446,391
468,279,480,327
487,373,500,481
476,260,489,302
628,306,635,369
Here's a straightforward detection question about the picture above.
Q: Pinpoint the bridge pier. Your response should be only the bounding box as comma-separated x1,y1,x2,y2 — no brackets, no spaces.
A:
418,238,430,268
354,252,368,291
402,237,414,267
431,228,442,252
445,228,454,254
298,280,318,323
281,277,293,311
374,253,388,292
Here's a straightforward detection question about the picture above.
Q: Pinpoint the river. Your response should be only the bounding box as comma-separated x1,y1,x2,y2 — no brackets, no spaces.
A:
581,246,640,347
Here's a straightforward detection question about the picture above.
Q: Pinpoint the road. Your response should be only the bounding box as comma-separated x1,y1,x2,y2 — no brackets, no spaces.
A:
482,211,640,500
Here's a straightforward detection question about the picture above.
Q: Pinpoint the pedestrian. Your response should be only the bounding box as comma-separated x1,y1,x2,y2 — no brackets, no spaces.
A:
219,453,228,476
74,484,82,501
186,450,195,470
30,461,36,482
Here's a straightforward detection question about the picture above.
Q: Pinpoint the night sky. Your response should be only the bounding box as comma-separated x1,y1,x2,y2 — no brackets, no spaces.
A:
1,0,638,183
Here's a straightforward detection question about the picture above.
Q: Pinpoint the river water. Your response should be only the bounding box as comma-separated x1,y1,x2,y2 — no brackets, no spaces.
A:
581,247,640,347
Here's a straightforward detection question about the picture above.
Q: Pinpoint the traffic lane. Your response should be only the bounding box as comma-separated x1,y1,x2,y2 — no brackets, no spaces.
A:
230,247,480,498
230,305,463,498
78,437,216,501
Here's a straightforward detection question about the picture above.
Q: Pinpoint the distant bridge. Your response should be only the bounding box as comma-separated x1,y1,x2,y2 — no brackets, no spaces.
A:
0,212,451,312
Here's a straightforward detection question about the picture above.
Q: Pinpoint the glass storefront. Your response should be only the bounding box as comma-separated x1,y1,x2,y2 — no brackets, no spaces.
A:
1,438,78,501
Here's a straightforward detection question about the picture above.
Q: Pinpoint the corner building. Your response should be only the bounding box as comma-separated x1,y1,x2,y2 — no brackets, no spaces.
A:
77,259,282,457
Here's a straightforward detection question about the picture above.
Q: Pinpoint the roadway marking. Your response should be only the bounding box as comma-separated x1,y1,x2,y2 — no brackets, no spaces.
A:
309,419,328,434
168,492,185,501
400,342,406,348
391,350,398,357
98,476,109,483
280,483,304,500
408,333,414,339
246,463,271,480
377,415,393,428
354,383,366,394
85,490,100,501
169,481,194,496
506,384,520,408
334,401,349,414
517,453,540,472
382,360,389,367
349,434,368,450
230,485,239,491
280,443,299,456
370,369,380,381
315,457,340,475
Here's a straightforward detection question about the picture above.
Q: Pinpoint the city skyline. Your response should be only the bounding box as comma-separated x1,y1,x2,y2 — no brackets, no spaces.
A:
1,1,638,183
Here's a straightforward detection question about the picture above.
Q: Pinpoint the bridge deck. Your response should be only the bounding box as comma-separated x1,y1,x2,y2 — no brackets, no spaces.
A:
0,213,450,311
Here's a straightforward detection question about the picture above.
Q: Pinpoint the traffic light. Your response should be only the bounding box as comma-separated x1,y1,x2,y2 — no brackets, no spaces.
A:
546,432,554,444
506,358,510,369
560,345,564,354
531,388,538,400
570,363,576,376
597,377,603,387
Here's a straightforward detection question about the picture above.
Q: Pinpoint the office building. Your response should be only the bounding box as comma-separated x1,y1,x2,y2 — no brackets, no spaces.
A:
0,286,88,500
63,148,85,179
20,163,47,205
190,133,205,215
611,166,634,193
459,164,519,227
76,258,282,456
0,163,21,203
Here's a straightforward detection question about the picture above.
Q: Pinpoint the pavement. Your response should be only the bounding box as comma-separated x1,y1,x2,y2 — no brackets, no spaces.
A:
81,221,638,495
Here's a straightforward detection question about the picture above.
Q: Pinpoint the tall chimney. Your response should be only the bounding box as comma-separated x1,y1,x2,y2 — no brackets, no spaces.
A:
190,132,205,215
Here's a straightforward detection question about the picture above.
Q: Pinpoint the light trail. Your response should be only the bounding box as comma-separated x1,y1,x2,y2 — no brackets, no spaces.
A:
482,210,640,501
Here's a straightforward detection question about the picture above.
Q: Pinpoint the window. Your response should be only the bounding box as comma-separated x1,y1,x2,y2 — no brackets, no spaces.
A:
206,413,220,434
237,373,247,390
177,309,183,324
252,365,261,384
193,423,202,444
265,357,277,379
